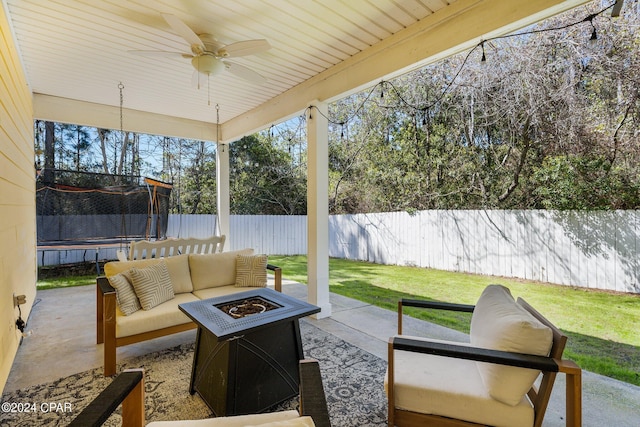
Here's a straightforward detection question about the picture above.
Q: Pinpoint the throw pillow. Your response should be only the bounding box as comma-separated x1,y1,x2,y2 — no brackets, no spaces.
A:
108,272,141,316
470,284,553,406
129,261,175,310
235,254,268,287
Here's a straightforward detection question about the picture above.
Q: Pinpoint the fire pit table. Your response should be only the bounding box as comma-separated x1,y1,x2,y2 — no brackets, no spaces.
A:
178,288,320,416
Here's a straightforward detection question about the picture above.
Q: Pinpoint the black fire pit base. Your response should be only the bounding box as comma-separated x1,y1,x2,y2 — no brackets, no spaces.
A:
191,318,303,416
179,289,320,417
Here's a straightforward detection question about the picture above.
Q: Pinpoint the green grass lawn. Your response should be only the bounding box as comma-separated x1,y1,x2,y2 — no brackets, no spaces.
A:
37,275,96,290
270,255,640,386
37,256,640,386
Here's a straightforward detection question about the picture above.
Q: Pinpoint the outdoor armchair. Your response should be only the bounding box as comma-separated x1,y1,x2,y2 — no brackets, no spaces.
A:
69,359,331,427
385,285,582,427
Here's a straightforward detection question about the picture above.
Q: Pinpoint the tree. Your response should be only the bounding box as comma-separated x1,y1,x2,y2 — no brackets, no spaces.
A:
326,0,640,212
230,134,306,214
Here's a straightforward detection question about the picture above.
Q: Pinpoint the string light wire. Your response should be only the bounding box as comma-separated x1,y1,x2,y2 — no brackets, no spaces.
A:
307,1,619,128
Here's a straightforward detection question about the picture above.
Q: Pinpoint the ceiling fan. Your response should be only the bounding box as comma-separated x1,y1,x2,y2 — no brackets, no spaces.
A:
131,13,270,85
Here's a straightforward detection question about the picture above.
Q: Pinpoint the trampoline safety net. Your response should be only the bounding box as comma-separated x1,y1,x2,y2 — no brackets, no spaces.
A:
36,169,172,244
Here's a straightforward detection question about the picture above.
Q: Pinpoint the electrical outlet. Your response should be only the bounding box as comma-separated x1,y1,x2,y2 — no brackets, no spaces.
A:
13,293,27,307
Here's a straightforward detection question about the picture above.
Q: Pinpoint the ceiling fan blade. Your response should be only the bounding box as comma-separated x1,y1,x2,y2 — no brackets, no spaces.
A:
220,39,271,57
129,50,193,59
161,13,204,50
225,61,267,84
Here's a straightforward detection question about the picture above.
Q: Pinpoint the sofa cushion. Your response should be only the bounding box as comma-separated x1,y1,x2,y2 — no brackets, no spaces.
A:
116,293,199,338
108,272,141,316
470,285,553,406
385,336,534,427
129,261,175,310
189,249,254,290
192,284,256,301
235,254,268,288
104,254,193,294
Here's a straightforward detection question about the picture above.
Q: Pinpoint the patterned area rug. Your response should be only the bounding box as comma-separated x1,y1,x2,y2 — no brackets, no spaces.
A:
0,321,388,426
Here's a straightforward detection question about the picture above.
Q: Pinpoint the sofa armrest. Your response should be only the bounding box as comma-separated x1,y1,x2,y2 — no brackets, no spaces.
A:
96,276,115,344
397,298,474,334
98,275,115,294
68,369,145,427
97,275,118,376
267,264,282,292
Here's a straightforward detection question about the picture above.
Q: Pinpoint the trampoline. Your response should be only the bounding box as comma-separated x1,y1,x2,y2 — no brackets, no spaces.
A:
36,170,172,269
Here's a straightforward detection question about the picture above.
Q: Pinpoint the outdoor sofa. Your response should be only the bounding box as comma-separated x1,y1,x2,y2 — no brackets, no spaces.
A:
96,248,282,376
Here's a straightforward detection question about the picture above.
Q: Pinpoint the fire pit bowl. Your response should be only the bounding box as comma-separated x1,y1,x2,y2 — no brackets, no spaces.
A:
215,297,280,318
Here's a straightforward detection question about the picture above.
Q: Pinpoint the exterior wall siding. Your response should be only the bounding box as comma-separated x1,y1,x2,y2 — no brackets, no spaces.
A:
0,5,37,391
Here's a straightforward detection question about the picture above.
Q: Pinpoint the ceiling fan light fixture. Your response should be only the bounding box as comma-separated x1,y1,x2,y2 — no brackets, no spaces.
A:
192,54,225,75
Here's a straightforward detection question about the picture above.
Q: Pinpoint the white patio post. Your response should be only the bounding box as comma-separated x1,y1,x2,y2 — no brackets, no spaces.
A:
307,101,332,318
216,141,231,248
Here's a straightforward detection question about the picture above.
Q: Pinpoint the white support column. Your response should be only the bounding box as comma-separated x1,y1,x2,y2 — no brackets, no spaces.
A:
216,142,231,248
307,101,332,318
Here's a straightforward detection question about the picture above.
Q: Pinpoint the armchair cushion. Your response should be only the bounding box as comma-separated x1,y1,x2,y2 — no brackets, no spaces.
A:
386,336,534,427
146,410,303,427
129,261,175,310
247,417,315,426
470,285,553,406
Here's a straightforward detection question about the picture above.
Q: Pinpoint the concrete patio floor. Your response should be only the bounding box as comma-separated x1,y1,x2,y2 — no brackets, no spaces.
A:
3,280,639,426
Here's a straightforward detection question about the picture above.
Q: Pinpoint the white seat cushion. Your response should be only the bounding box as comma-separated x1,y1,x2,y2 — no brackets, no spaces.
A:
145,410,301,427
385,336,534,427
115,293,199,338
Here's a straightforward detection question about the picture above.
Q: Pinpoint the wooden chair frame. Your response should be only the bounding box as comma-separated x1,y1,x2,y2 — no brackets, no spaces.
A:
387,298,582,427
69,360,331,426
68,369,145,427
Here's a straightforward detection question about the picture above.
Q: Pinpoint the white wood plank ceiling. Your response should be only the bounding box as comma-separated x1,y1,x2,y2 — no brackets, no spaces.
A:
3,0,591,141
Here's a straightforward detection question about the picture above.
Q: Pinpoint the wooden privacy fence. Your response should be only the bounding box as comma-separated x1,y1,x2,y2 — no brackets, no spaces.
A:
38,211,640,294
329,210,640,294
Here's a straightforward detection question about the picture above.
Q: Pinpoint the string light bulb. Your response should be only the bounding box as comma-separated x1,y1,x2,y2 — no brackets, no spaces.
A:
584,14,598,44
305,4,616,131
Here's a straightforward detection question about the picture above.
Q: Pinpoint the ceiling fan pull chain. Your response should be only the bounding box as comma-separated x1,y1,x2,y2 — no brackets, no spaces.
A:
119,82,125,144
